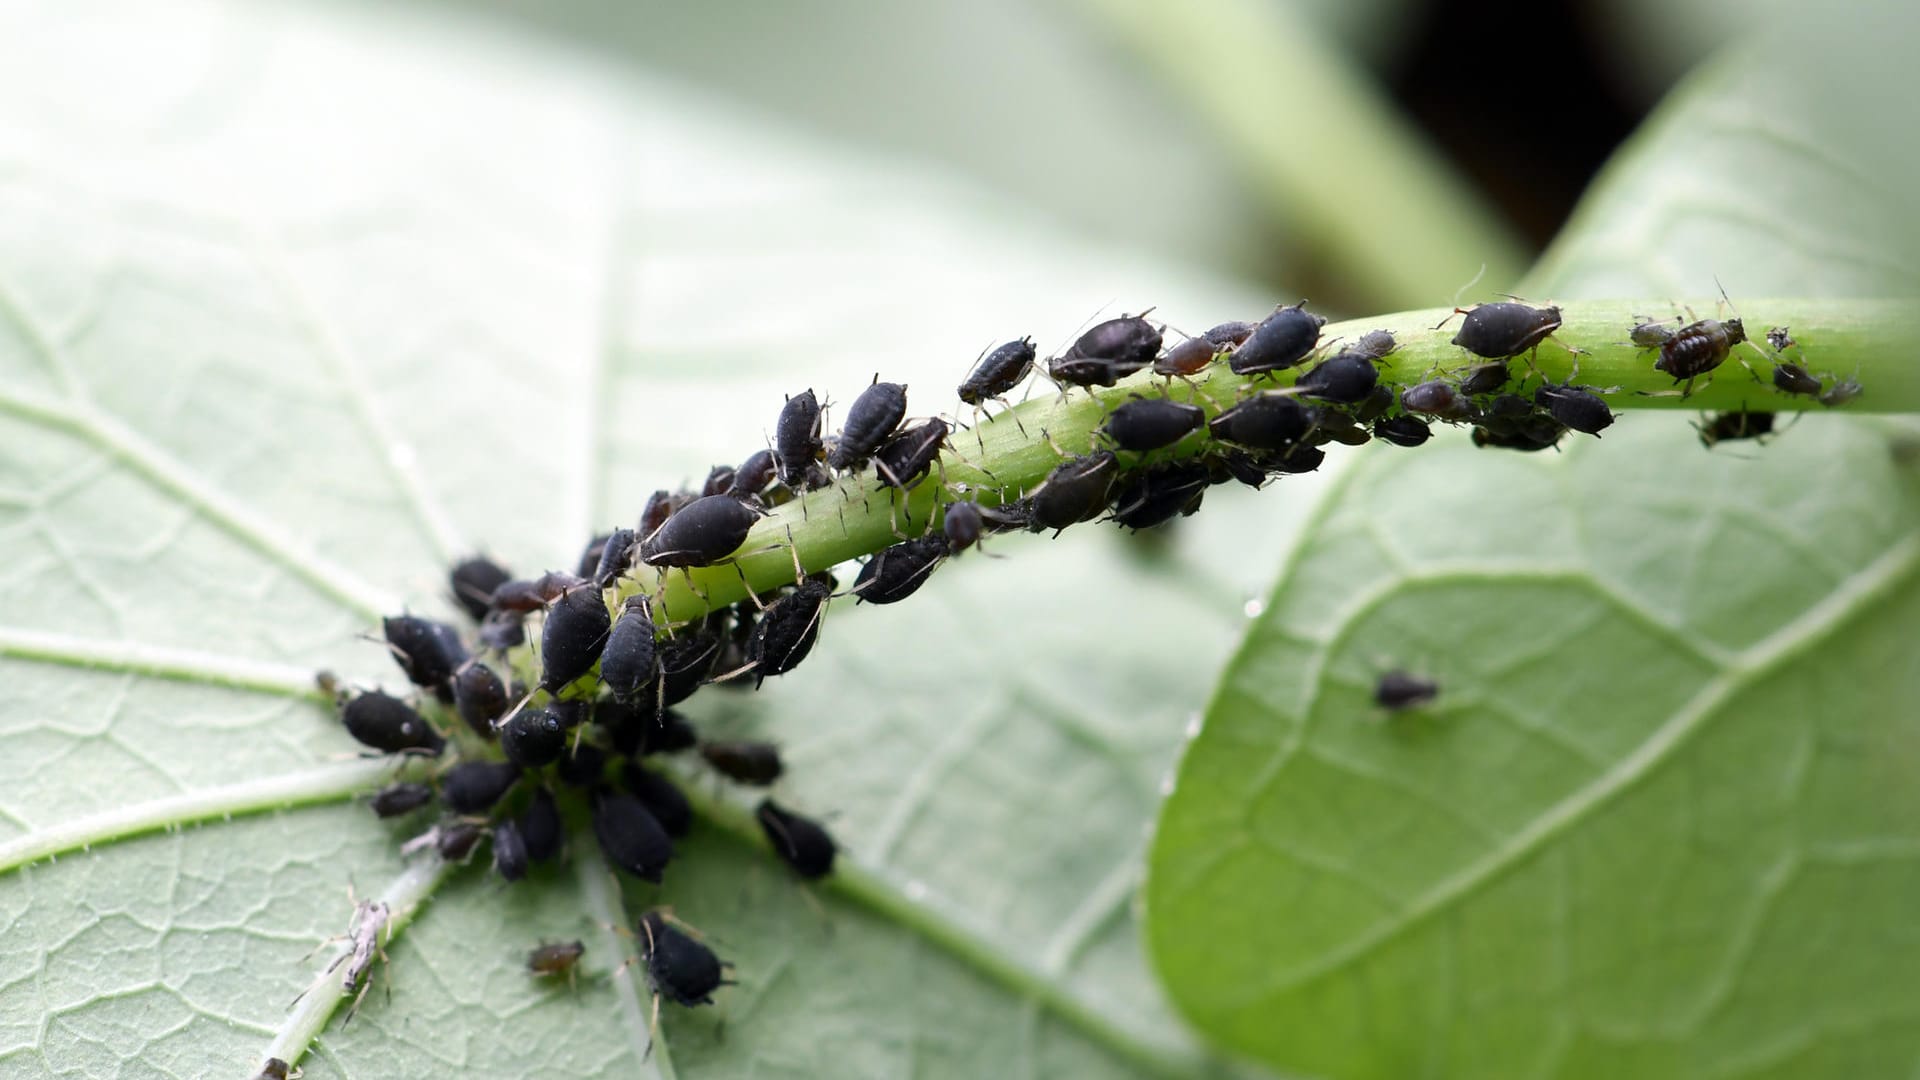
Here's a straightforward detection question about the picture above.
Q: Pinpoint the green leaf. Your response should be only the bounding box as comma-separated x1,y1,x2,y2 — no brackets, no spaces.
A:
1146,18,1920,1080
0,1,1300,1075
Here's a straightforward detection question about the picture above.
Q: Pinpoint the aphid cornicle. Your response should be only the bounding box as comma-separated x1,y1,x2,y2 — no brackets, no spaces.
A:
959,337,1037,405
382,615,467,700
540,584,612,693
500,707,568,769
1229,301,1324,375
493,819,530,882
1100,397,1205,451
600,595,659,706
520,786,563,862
745,574,834,686
341,691,444,756
874,419,950,490
593,790,674,883
828,379,909,471
1375,670,1439,711
1697,409,1776,448
449,555,512,622
640,494,762,568
370,782,433,819
1533,384,1614,437
853,536,949,604
1029,450,1120,531
1373,415,1433,448
1446,301,1563,359
1293,351,1379,405
1208,394,1310,450
441,760,522,814
639,910,733,1011
756,799,838,879
624,763,693,837
452,661,509,738
592,528,638,588
773,389,828,491
699,740,784,786
1655,315,1746,393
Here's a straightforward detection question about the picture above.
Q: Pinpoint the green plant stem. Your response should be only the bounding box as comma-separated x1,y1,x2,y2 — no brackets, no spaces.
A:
618,298,1914,625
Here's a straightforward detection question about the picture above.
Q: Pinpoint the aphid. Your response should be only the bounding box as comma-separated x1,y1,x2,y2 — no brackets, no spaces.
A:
958,337,1037,405
638,489,675,538
1629,316,1677,349
520,786,563,862
493,819,530,882
648,710,700,756
743,574,834,685
1100,397,1205,451
1456,361,1511,397
731,449,778,501
340,691,444,756
1375,670,1439,711
549,698,590,731
657,629,724,706
436,821,486,862
449,555,512,621
853,536,949,604
1696,409,1776,448
1203,320,1256,347
1152,335,1221,378
528,940,586,986
1771,361,1822,397
1349,329,1398,360
593,791,674,883
556,742,610,788
500,707,568,768
441,760,522,814
1398,380,1475,421
700,465,737,500
1820,378,1863,408
490,571,586,613
539,584,612,693
1046,353,1150,388
874,419,950,490
251,1057,298,1080
624,763,693,837
1533,384,1614,437
592,528,638,588
1351,383,1395,423
1229,301,1324,375
1208,448,1271,489
369,781,433,819
942,500,983,554
638,910,733,1031
711,604,757,690
601,595,659,706
1064,313,1162,366
576,532,613,578
1304,407,1371,447
312,897,391,1024
452,661,508,738
1656,315,1747,394
1293,351,1379,405
1029,450,1121,532
1372,415,1433,448
381,615,467,700
773,389,829,491
756,799,837,879
828,379,909,471
1444,301,1563,360
641,494,761,569
976,500,1033,534
699,740,784,786
1108,462,1209,531
1264,444,1326,474
1472,419,1564,452
478,608,527,651
1766,325,1796,352
1208,394,1311,450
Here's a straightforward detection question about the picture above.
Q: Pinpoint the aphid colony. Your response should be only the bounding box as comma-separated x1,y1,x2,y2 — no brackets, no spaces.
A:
304,293,1840,1056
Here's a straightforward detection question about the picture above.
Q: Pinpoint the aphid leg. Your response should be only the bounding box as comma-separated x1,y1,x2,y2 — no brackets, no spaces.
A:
728,561,766,613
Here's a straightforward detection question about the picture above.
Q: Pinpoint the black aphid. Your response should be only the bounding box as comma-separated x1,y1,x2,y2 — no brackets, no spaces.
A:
638,489,675,538
453,661,509,738
744,574,834,685
756,799,837,879
731,449,778,500
942,500,983,554
1697,409,1776,448
520,786,563,862
1656,316,1746,393
874,419,950,490
1373,415,1433,447
1457,361,1511,397
528,940,585,979
853,536,949,604
1153,335,1220,378
1398,380,1474,421
639,910,732,1009
1047,354,1151,388
1065,313,1162,365
1029,450,1120,531
1204,320,1256,347
493,819,530,882
1771,361,1822,397
624,763,693,837
436,821,485,862
478,609,526,651
449,555,512,621
1101,397,1205,451
593,791,674,883
658,629,724,706
1265,444,1326,474
370,782,433,819
1820,378,1862,408
701,465,737,499
773,389,827,491
829,379,909,471
592,528,638,588
1305,407,1371,447
1446,301,1563,359
977,500,1033,533
1375,670,1439,711
1472,419,1564,452
1208,449,1270,489
1294,351,1379,405
640,494,761,568
1351,383,1395,423
699,740,784,786
601,595,659,706
1208,394,1311,450
1108,462,1209,531
252,1057,294,1080
341,690,444,756
576,532,613,578
556,743,609,788
490,571,586,613
650,710,700,756
1229,301,1324,375
959,338,1037,405
442,760,522,814
549,698,590,731
540,584,611,693
382,615,467,700
500,707,568,769
1350,329,1398,360
1533,384,1614,437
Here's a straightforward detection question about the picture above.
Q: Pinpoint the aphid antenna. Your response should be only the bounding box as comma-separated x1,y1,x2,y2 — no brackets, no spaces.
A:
1450,262,1488,307
1431,307,1471,332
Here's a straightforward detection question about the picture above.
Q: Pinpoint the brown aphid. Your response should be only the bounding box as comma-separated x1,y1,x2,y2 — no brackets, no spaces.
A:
528,940,586,990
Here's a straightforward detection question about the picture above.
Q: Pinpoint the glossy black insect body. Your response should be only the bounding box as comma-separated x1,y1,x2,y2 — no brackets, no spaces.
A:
639,911,732,1007
731,450,778,501
1065,314,1162,366
442,760,522,814
382,615,467,699
1372,415,1433,447
500,707,568,768
1208,394,1310,450
1772,361,1821,397
638,489,675,538
1229,301,1324,375
341,691,444,756
1472,419,1564,452
1448,301,1562,359
853,536,949,604
874,419,950,490
1375,670,1439,711
453,661,509,738
520,787,563,862
436,821,485,862
1656,317,1746,388
1457,362,1511,397
1030,450,1120,531
942,500,983,554
540,585,611,692
594,792,674,883
591,528,638,588
1697,409,1776,448
1294,351,1379,404
774,389,827,490
449,555,512,621
829,380,909,471
1398,380,1474,421
756,799,837,879
601,595,659,706
493,819,530,882
1047,354,1150,387
489,571,584,614
1264,444,1326,474
658,630,724,706
745,575,833,685
699,740,784,785
1101,397,1205,451
1305,407,1371,447
700,465,737,500
370,781,433,818
478,609,527,651
1108,462,1209,531
1210,449,1270,489
959,337,1037,405
1351,383,1395,423
624,764,693,837
640,494,761,568
556,742,609,788
1533,384,1614,437
1153,335,1220,378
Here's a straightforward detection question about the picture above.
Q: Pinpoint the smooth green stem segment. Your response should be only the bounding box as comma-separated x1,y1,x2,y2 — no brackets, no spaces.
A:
1062,0,1529,307
619,298,1913,624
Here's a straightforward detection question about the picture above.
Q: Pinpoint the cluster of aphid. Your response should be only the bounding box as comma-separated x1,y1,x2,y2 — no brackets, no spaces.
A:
287,291,1852,1072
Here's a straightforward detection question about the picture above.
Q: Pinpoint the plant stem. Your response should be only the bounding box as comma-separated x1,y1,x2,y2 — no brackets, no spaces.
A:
617,298,1912,626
